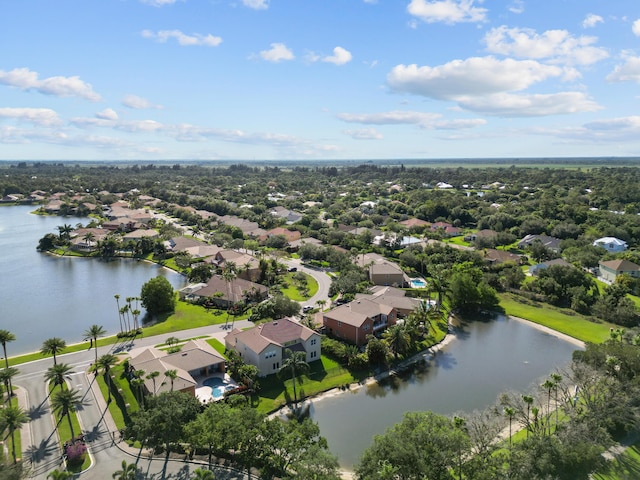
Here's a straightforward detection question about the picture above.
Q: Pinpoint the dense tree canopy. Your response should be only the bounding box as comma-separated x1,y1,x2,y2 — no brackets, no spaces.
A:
140,276,176,316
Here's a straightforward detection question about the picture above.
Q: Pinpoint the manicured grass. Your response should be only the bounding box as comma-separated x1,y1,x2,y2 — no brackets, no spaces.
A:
592,439,640,480
207,338,227,358
95,364,140,431
445,236,471,247
498,293,614,344
279,272,319,301
3,395,22,463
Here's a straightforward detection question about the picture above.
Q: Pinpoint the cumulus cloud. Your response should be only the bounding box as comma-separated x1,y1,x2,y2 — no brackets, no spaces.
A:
433,118,487,129
0,107,62,126
343,128,383,140
583,14,603,28
259,43,294,62
96,108,118,121
0,67,102,101
387,57,566,100
457,92,601,117
483,26,608,65
633,19,640,36
407,0,487,25
607,55,640,83
141,29,222,47
122,94,162,109
322,46,353,65
242,0,269,9
337,110,440,125
508,0,524,14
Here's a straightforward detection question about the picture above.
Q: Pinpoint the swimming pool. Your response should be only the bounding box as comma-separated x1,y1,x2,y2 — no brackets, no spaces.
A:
202,377,235,400
410,278,427,288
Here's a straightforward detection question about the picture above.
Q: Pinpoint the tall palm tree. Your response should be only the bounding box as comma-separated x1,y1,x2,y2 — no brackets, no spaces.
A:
57,224,73,242
452,415,466,480
51,388,82,442
146,371,160,395
382,324,410,360
41,337,67,366
0,405,29,463
222,261,238,328
96,354,117,403
112,459,140,480
130,377,145,409
114,294,123,333
83,324,106,364
82,231,95,248
0,329,16,399
120,305,131,333
279,349,309,408
504,406,515,451
522,394,534,438
0,367,18,404
44,363,73,391
541,379,555,435
165,369,178,392
550,373,562,430
47,469,73,480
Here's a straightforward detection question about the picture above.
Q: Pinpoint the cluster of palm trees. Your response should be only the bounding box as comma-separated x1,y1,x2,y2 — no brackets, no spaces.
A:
0,330,30,465
114,294,142,335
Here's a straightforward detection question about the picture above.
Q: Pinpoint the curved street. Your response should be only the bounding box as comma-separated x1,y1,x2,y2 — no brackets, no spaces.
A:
13,264,332,479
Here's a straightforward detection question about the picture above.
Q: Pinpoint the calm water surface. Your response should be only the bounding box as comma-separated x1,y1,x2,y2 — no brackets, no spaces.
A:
311,315,580,469
0,205,185,355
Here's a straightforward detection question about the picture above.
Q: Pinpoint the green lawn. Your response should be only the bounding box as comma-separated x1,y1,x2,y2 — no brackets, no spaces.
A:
279,272,319,301
2,396,21,464
498,293,614,344
207,338,227,358
592,439,640,480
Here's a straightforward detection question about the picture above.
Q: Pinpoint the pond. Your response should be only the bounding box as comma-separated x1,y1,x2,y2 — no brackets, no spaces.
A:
310,314,580,470
0,205,186,355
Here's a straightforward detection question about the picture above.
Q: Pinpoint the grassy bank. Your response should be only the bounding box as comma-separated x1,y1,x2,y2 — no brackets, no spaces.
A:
498,292,614,344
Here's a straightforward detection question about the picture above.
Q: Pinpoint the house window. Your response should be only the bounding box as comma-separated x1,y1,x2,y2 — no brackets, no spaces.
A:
273,362,280,370
337,321,342,327
362,323,370,331
310,351,316,359
310,338,317,346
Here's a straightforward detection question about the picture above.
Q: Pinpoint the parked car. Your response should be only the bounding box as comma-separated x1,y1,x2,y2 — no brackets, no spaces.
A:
287,266,297,272
302,305,313,313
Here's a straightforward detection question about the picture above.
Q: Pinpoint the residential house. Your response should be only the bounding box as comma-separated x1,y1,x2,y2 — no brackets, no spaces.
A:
356,286,422,317
225,317,321,376
518,234,562,253
270,206,303,224
467,229,499,242
214,250,261,281
128,339,225,396
481,249,523,265
598,259,640,284
179,274,268,308
323,298,397,346
528,258,573,275
260,227,302,244
593,237,628,253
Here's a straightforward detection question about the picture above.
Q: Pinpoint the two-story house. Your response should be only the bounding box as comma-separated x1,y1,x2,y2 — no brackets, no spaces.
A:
322,298,397,346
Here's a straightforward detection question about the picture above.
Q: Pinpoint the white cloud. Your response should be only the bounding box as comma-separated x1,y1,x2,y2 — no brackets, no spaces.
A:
433,118,487,129
122,94,162,109
483,26,608,65
96,108,118,121
457,92,601,117
0,107,62,126
633,19,640,36
0,67,102,101
407,0,487,25
387,57,565,100
343,128,383,140
141,29,222,47
322,47,353,66
242,0,269,9
508,0,524,14
607,55,640,83
337,110,440,125
582,14,603,28
139,0,180,6
259,43,294,62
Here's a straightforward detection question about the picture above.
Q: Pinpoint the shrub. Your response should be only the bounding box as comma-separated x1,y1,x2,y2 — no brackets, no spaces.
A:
65,442,87,466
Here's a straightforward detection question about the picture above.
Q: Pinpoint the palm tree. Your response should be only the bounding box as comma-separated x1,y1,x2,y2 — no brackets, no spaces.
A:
550,373,562,430
96,354,117,402
112,459,140,480
47,468,73,479
82,231,95,248
452,415,466,480
541,379,555,435
0,329,16,398
504,406,515,451
51,388,82,441
0,405,29,463
279,349,309,408
165,369,178,391
44,363,73,391
114,294,124,333
57,224,73,242
382,324,410,360
41,337,67,366
83,324,106,364
222,262,238,328
316,299,327,312
522,394,534,438
120,305,131,333
146,371,160,395
0,367,18,404
130,377,145,409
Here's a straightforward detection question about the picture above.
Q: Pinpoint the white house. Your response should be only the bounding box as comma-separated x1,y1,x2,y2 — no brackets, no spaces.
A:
592,237,628,253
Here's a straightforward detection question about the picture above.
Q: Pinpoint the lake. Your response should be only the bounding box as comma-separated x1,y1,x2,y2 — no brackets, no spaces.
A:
0,205,186,355
310,315,580,469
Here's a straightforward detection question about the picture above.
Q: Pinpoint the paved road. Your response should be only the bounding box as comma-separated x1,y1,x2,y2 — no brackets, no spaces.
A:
14,322,255,480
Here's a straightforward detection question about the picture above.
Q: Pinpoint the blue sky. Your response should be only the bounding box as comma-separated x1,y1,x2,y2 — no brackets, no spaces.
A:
2,0,640,161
